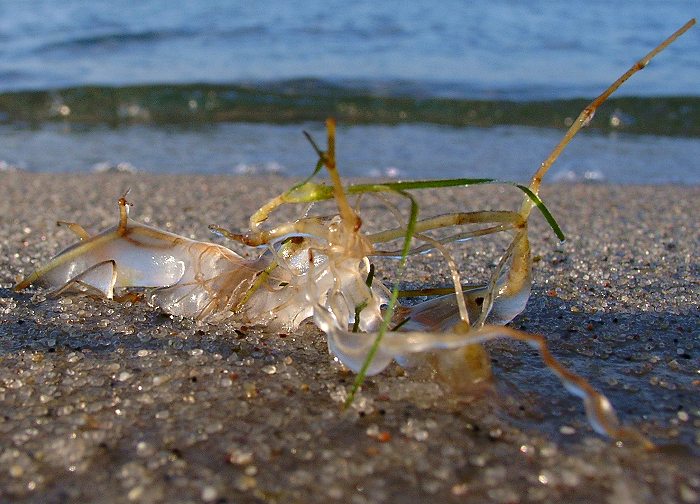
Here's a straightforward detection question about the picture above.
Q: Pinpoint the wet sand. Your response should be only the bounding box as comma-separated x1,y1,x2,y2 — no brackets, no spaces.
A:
1,172,698,503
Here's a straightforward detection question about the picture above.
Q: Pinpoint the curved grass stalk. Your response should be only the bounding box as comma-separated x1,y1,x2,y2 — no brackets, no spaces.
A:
520,17,696,216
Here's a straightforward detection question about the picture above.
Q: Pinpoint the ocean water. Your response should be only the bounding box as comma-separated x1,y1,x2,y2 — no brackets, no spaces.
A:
0,1,697,182
1,0,697,96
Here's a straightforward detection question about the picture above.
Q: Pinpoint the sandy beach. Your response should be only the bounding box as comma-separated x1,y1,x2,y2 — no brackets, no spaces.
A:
1,172,698,503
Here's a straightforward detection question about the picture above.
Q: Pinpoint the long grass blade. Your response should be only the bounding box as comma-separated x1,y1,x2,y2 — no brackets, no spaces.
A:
345,189,418,407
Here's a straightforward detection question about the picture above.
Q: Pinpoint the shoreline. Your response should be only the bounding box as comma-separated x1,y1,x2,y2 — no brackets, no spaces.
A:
2,85,699,137
1,172,698,502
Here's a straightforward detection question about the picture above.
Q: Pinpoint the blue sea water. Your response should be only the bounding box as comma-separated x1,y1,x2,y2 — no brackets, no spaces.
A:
0,0,697,97
0,1,698,182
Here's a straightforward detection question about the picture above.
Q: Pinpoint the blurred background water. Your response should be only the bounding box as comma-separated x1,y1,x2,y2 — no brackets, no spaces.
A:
0,1,697,182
